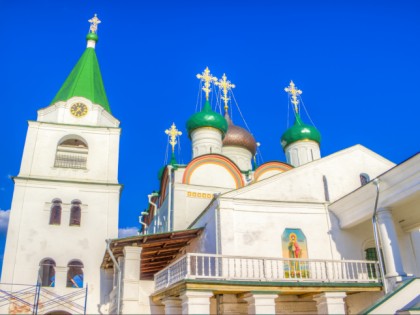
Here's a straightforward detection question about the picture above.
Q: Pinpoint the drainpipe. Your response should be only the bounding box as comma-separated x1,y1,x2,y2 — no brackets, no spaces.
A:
139,212,148,234
372,179,389,294
167,165,173,232
106,239,122,314
148,192,159,233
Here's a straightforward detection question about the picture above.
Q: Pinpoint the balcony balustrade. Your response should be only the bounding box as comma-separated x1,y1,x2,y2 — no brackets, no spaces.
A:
155,253,380,291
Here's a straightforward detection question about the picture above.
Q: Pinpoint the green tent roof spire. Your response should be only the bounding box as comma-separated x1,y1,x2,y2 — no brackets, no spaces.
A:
50,14,111,113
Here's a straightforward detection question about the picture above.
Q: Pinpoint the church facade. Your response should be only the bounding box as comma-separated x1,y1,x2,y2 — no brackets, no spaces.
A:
1,16,419,315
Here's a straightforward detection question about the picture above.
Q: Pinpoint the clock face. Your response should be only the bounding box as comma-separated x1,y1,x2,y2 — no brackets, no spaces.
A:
70,103,88,117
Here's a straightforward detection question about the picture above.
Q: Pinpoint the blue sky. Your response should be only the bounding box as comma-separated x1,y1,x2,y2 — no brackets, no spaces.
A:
0,0,419,270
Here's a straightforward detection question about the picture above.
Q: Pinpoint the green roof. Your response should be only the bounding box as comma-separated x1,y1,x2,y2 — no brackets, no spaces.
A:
50,45,111,113
281,113,321,150
186,101,228,138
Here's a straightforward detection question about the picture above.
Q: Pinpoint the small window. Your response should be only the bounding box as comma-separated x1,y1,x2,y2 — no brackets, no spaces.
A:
49,199,62,225
360,173,370,186
54,137,88,169
67,260,84,288
39,259,56,287
69,200,82,226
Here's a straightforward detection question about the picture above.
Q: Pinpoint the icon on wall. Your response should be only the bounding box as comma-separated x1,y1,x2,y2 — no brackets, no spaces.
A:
282,228,309,278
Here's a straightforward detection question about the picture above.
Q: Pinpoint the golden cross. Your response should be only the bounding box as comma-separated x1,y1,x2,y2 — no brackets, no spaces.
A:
165,123,182,153
88,14,101,34
196,67,218,101
284,80,302,113
216,73,235,113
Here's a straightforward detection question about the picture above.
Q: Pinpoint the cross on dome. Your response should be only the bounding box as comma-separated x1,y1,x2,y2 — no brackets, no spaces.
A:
196,67,218,101
165,123,182,153
284,80,302,114
88,14,101,34
216,73,235,113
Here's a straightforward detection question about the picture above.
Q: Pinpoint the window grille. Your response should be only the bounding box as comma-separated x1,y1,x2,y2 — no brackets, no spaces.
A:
70,200,82,226
49,199,62,225
67,260,84,288
54,152,87,169
39,259,56,287
54,138,88,169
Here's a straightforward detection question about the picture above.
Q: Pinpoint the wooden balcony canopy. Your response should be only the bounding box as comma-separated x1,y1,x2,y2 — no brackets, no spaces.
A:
101,228,203,280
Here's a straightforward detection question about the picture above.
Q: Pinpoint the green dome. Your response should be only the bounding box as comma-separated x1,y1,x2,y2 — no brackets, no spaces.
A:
86,33,98,42
186,101,228,138
281,114,321,150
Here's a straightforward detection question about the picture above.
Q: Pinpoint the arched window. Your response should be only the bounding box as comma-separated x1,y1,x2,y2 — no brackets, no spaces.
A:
67,260,84,288
54,137,88,169
49,199,62,225
360,173,370,186
69,200,82,226
39,259,56,287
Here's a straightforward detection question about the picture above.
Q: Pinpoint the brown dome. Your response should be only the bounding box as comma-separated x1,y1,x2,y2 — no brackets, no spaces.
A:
222,113,257,155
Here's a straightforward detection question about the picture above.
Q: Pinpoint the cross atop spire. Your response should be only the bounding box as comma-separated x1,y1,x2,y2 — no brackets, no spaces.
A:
88,14,101,34
216,73,235,113
197,67,218,101
284,80,302,114
165,123,182,154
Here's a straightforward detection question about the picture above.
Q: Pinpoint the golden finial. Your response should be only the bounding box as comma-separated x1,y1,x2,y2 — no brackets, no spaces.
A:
196,67,218,101
88,14,101,34
216,73,235,113
284,80,302,114
165,123,182,153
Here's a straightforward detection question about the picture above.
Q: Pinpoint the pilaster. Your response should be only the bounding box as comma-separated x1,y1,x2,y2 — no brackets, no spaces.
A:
121,246,142,314
242,292,278,314
313,292,347,314
55,266,67,288
162,297,182,315
218,294,247,314
180,290,213,315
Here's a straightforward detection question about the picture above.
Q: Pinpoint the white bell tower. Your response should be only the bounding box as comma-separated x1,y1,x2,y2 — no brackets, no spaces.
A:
1,15,121,314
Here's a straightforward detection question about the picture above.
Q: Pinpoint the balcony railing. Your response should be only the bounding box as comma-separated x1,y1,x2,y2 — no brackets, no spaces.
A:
155,253,380,291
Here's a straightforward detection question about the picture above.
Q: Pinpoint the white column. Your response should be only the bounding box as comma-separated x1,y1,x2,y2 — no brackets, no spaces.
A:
377,208,406,278
242,292,278,314
313,292,346,315
121,246,142,314
162,297,182,314
180,290,213,315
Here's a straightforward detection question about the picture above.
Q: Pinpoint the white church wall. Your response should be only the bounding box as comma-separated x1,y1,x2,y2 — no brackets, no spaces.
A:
19,121,121,183
285,140,321,167
409,230,420,275
172,183,230,232
345,291,384,314
38,97,120,128
1,179,120,314
188,203,218,254
222,146,253,171
328,216,375,260
187,163,238,189
225,146,394,204
190,128,223,158
218,200,335,259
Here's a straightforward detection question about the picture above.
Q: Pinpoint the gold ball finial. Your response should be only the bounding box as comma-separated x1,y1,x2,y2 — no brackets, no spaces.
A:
215,73,235,113
196,67,218,101
284,80,302,114
88,14,101,34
